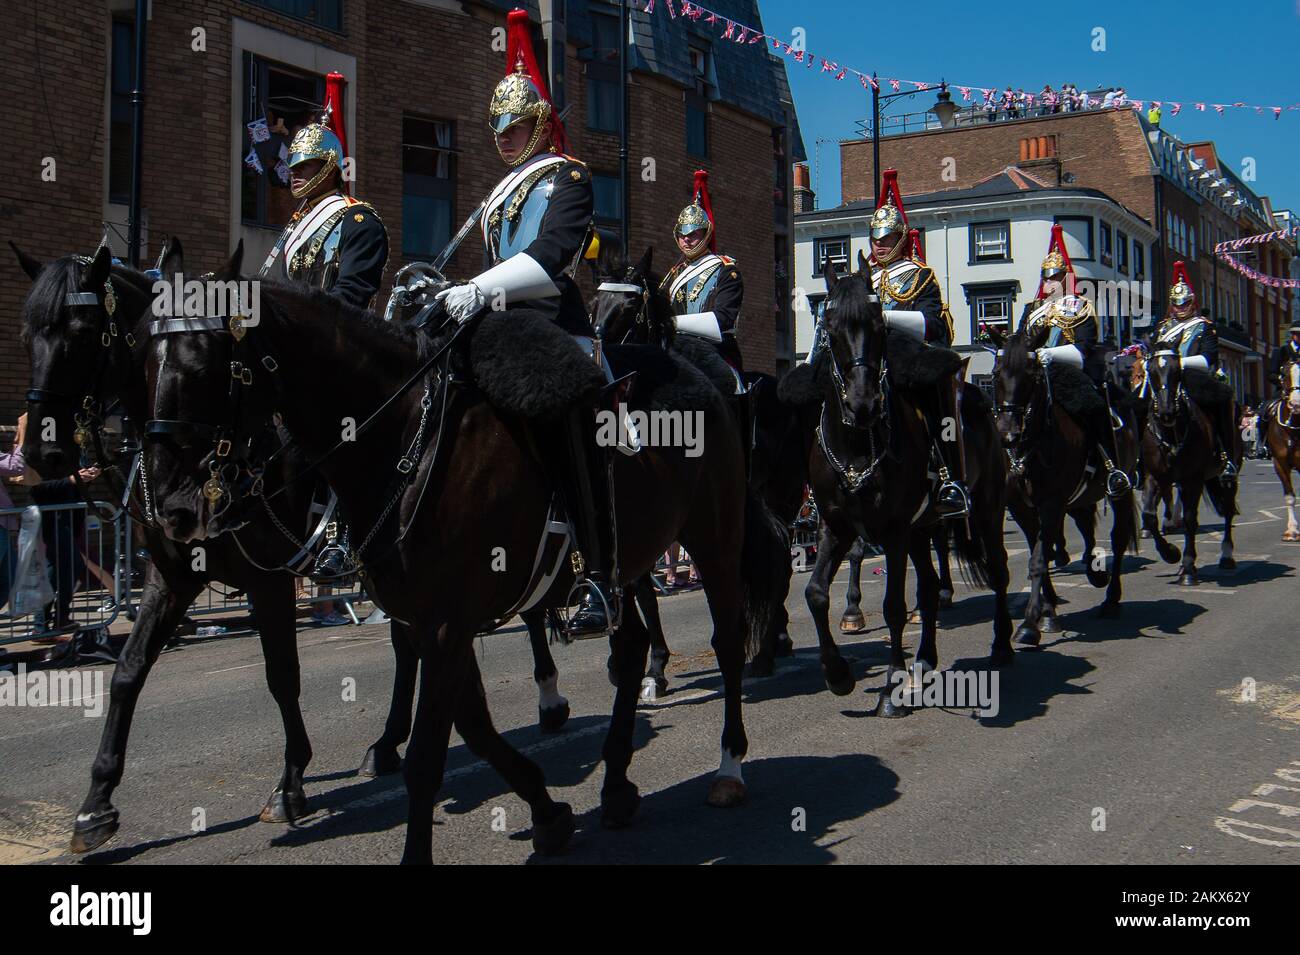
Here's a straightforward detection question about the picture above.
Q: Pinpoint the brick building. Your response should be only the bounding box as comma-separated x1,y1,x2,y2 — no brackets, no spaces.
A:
0,0,804,435
838,103,1292,402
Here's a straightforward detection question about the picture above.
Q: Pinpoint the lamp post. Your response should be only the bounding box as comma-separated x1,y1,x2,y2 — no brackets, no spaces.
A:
871,77,957,200
126,0,148,268
619,0,630,255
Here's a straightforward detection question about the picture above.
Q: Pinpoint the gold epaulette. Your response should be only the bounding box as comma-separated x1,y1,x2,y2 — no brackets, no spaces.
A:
878,262,935,305
719,255,736,266
344,197,382,222
561,154,587,167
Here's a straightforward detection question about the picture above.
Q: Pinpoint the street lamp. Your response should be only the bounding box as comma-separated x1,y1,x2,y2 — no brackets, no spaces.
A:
870,74,951,200
928,82,959,128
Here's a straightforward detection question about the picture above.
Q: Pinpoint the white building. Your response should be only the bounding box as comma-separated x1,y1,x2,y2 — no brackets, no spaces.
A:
794,166,1160,388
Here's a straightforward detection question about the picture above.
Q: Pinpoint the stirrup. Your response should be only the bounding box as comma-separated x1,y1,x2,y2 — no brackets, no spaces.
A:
936,480,970,519
562,578,621,640
1103,463,1132,499
1219,454,1238,479
311,544,357,583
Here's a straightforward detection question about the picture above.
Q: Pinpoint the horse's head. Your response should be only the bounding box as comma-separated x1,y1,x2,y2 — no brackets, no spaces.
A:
591,245,666,346
821,264,886,429
142,241,271,542
1148,349,1184,423
14,240,162,477
988,323,1047,448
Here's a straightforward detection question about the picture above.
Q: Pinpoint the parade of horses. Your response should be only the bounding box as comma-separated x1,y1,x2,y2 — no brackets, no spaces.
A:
1,2,1298,896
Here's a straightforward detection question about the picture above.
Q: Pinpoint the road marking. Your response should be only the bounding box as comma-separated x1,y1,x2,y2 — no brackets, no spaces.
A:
206,663,261,675
1259,509,1281,520
1215,762,1300,848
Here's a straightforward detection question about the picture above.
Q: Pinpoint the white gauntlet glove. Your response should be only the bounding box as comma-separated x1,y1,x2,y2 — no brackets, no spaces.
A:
435,281,486,324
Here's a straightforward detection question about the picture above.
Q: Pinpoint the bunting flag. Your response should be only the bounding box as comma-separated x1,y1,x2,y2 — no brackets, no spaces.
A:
640,1,1299,121
1216,229,1300,289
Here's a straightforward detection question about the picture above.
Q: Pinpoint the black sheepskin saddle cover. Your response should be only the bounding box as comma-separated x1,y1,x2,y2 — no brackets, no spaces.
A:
885,333,964,392
1045,362,1107,420
466,311,719,420
669,333,737,398
777,353,826,409
468,311,605,420
1182,368,1236,408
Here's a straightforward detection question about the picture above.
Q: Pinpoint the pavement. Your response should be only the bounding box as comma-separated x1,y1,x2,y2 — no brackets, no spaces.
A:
1,459,1297,865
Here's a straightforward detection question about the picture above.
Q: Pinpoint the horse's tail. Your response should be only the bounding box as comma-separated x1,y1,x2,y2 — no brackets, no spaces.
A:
943,517,992,591
741,487,789,661
1203,474,1239,520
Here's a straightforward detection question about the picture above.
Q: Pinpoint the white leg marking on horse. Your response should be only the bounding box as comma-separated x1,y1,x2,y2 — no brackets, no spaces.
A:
537,673,566,710
1221,536,1234,560
717,747,745,782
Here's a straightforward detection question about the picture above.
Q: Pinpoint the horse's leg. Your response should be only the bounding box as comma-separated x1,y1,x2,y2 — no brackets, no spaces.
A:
522,607,569,732
839,536,868,633
70,565,201,854
981,504,1016,667
908,532,940,673
805,522,856,695
875,533,911,718
1075,504,1108,589
454,651,574,853
695,550,750,810
1100,490,1134,617
600,593,650,827
1015,501,1057,647
359,620,416,777
634,574,672,699
1280,442,1300,541
1165,486,1185,534
933,527,954,609
1177,481,1202,586
248,575,313,824
746,553,795,680
401,628,467,866
1219,487,1238,571
1141,477,1181,564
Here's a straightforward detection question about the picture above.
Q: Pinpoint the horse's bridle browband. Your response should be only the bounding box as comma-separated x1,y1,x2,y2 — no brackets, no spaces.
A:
598,268,652,344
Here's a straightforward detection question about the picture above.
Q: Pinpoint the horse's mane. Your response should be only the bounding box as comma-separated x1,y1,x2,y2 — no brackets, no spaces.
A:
257,279,443,361
829,271,883,332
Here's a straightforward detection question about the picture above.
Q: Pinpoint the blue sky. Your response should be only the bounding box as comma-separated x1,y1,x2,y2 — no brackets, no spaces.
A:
758,0,1299,215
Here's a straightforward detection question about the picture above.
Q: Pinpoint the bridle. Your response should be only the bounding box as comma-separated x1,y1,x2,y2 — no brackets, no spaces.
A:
816,291,892,493
1144,349,1190,455
596,266,652,344
992,340,1050,475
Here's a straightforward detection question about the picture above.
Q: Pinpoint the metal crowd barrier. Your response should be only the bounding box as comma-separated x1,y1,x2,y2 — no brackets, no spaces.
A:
0,500,125,648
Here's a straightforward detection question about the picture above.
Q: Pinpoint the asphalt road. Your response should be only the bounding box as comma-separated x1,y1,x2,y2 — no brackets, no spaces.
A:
2,460,1297,865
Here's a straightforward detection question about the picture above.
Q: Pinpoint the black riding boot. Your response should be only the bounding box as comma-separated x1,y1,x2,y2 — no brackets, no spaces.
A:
930,377,970,518
555,405,621,639
1213,400,1239,481
1094,386,1132,499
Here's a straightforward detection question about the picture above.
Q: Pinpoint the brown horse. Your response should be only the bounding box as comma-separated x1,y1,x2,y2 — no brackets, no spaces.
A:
1264,356,1300,541
137,244,786,863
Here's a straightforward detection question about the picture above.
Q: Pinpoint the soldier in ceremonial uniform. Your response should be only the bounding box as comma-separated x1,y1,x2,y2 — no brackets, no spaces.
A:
264,114,390,586
433,8,616,637
1261,320,1300,433
863,169,969,517
1153,262,1238,477
661,170,745,391
1018,224,1131,497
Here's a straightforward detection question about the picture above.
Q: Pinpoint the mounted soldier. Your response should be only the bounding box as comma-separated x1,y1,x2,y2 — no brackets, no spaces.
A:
1018,223,1131,498
262,88,390,583
861,169,969,518
1260,320,1300,434
432,7,616,638
661,169,745,392
1153,261,1238,479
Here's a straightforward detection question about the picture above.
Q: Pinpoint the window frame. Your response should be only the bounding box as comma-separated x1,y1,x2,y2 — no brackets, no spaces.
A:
969,219,1011,264
814,236,851,277
244,0,344,32
1116,229,1129,275
585,10,621,133
1053,215,1095,262
108,16,136,205
1099,220,1114,267
400,114,458,262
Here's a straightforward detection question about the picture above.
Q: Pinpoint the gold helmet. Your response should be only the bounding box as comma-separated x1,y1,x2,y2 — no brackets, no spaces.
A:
1168,260,1196,308
489,10,562,166
675,170,715,260
1036,224,1077,297
287,123,343,199
869,169,910,263
1041,249,1067,280
869,201,905,241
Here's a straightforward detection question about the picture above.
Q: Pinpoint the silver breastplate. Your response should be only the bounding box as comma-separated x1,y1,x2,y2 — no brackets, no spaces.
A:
286,216,345,290
489,171,557,263
671,260,723,315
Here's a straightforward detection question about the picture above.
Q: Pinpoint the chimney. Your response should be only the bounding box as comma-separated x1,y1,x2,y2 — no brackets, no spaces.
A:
793,162,815,213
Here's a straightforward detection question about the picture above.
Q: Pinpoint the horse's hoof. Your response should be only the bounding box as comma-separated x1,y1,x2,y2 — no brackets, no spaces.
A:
839,611,867,634
938,591,954,610
1140,528,1152,539
743,656,774,680
1178,572,1198,587
1039,613,1063,634
259,784,307,824
1085,567,1110,589
1218,557,1237,571
706,776,746,808
538,701,570,734
1098,601,1121,619
1053,553,1070,569
70,808,120,854
989,645,1015,668
823,657,856,696
1282,530,1300,542
532,802,575,855
774,633,795,657
638,677,668,702
1157,542,1181,564
600,781,641,829
607,655,619,689
358,745,402,777
875,694,910,718
1014,623,1042,647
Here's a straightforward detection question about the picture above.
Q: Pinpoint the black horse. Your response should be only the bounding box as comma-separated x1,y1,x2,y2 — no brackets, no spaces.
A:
138,244,786,863
804,268,1013,715
12,240,571,857
1136,346,1240,584
590,246,804,679
986,325,1140,643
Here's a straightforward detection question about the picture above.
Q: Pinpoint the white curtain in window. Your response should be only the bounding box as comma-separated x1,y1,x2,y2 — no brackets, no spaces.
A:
434,120,451,179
